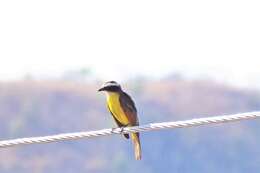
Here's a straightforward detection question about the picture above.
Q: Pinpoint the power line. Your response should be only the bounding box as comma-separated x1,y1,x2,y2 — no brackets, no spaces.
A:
0,111,259,148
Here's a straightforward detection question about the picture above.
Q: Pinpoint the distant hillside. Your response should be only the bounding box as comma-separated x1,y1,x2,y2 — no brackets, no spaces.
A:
0,79,259,173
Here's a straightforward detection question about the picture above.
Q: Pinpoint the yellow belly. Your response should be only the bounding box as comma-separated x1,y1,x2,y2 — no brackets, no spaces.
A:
106,92,129,125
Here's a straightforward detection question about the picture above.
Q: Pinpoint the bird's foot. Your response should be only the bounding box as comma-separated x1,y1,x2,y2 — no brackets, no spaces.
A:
119,127,125,133
111,127,117,133
111,127,124,133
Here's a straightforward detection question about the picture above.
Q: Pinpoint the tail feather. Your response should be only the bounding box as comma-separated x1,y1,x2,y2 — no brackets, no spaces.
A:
130,132,141,160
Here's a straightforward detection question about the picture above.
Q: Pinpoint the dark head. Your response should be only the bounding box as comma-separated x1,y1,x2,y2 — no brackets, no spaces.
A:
98,81,122,92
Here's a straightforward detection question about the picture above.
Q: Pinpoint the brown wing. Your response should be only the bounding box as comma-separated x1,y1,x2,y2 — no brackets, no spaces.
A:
107,104,129,139
119,91,139,126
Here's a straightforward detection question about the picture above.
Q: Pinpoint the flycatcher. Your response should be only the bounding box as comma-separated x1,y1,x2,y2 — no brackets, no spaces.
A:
98,81,141,160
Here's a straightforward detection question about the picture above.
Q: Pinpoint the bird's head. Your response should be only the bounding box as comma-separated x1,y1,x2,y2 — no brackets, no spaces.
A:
98,81,122,92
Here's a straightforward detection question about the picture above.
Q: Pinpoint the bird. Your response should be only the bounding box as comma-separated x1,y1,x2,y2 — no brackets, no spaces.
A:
98,81,141,160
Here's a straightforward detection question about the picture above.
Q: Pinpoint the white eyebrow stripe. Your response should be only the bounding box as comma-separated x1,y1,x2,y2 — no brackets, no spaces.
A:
103,83,120,87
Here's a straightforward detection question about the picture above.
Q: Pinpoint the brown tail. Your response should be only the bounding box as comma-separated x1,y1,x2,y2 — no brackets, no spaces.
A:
130,132,141,160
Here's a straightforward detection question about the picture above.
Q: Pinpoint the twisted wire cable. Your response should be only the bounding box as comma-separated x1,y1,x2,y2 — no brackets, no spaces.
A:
0,111,259,148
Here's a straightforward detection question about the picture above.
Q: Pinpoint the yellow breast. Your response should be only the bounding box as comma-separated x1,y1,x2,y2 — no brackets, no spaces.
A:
106,92,129,125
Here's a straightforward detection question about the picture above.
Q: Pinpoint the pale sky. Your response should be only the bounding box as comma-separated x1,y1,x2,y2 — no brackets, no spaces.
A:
0,0,260,88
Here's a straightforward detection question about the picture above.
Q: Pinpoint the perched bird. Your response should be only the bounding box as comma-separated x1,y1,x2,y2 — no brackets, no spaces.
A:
98,81,141,160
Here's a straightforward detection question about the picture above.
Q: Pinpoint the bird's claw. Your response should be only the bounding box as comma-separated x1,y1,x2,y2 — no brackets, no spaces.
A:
119,127,125,133
111,127,125,134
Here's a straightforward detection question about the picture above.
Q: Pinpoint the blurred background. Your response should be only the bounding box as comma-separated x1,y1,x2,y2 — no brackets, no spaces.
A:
0,0,260,172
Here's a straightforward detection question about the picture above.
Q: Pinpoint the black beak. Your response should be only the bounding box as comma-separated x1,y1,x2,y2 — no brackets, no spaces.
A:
98,87,105,92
